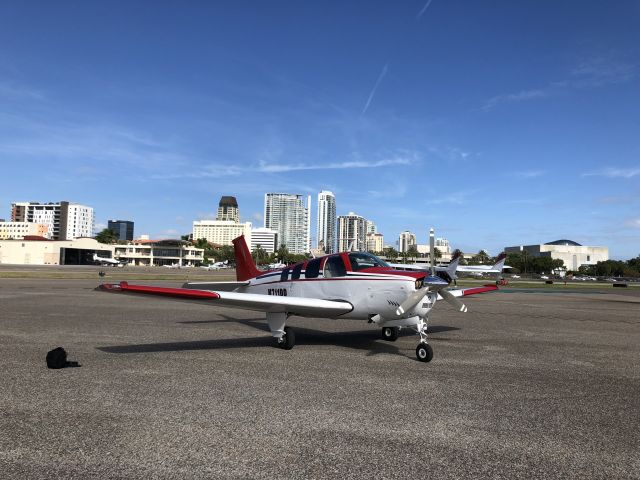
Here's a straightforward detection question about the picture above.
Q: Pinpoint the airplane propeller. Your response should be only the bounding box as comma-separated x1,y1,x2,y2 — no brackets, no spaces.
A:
396,284,468,316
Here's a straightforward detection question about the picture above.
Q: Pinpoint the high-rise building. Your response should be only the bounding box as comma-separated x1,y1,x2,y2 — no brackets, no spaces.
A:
108,220,134,241
337,212,368,252
216,196,239,222
316,191,336,254
399,231,417,253
366,220,377,234
11,201,94,240
264,193,311,254
366,232,384,253
192,196,251,246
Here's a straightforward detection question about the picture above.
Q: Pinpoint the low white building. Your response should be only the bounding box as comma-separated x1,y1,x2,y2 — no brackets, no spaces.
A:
0,237,204,266
114,240,204,267
505,239,609,271
0,237,112,265
0,222,50,240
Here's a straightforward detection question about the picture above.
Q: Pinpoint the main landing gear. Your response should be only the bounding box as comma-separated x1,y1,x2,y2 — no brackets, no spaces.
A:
381,326,399,341
276,326,295,350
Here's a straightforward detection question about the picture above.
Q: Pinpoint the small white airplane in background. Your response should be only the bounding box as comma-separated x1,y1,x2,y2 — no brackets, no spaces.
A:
99,232,502,363
268,261,286,269
390,252,509,281
163,262,181,269
201,260,229,270
93,253,125,267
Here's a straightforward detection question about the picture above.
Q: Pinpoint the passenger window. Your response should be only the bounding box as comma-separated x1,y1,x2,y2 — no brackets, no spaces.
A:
291,263,303,280
324,255,347,278
280,268,290,282
305,258,322,278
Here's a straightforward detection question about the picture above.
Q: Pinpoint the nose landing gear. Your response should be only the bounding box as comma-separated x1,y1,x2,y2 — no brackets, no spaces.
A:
416,342,433,362
414,317,433,362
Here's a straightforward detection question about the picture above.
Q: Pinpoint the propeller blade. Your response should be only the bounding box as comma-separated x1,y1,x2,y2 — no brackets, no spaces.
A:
396,287,427,316
439,289,468,313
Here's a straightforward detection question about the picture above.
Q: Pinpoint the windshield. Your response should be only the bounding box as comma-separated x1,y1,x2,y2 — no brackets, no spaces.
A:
348,252,390,271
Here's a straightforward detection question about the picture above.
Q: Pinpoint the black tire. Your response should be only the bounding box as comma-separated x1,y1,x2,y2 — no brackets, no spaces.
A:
415,343,433,363
278,327,295,350
381,327,399,341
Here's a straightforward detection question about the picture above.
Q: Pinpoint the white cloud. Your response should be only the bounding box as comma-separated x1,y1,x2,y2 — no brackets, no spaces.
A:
625,218,640,229
512,170,546,178
482,89,548,111
582,167,640,179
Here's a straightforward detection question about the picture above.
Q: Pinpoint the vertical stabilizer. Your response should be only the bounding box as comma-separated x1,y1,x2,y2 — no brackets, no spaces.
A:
232,235,261,281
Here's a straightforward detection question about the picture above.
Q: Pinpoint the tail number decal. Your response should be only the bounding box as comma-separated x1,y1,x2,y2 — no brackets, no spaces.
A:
268,288,288,296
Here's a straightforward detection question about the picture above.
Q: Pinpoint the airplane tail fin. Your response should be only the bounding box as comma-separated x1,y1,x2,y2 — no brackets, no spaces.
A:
446,250,461,279
492,252,507,271
232,235,261,281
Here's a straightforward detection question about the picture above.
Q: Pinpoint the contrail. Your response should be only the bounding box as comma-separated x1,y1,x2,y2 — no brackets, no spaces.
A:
417,0,434,19
362,63,388,114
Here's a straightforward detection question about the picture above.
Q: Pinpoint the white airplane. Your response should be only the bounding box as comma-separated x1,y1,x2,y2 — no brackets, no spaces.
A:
268,261,286,269
201,260,229,270
99,234,499,363
455,253,510,275
389,251,509,280
93,253,125,267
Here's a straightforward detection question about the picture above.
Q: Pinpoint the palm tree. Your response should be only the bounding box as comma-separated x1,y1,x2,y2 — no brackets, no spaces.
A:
521,250,530,274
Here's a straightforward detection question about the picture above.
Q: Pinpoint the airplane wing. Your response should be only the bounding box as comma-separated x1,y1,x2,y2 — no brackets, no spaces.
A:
436,284,498,300
183,281,250,292
98,282,353,317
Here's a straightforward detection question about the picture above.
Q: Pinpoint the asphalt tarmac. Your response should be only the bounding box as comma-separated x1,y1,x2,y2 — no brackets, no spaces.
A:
0,275,638,479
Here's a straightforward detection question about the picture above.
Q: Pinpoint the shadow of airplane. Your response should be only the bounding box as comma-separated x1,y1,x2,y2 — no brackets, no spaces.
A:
98,314,460,360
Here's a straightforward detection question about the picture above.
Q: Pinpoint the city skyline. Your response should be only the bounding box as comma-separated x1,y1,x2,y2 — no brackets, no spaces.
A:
1,2,638,258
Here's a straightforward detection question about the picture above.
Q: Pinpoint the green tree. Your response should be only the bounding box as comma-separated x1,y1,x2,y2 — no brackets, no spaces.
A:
407,245,419,263
384,247,398,261
95,228,118,244
276,244,290,265
252,245,269,265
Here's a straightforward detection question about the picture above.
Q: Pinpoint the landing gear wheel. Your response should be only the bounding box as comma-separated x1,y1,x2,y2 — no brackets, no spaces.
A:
277,327,295,350
416,343,433,362
381,327,399,341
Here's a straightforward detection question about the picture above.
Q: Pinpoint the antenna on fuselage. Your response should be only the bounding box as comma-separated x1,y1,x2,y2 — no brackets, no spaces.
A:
429,228,435,276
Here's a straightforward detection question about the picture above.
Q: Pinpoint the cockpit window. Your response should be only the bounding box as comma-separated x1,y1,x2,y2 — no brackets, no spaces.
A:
304,258,322,278
280,268,290,282
348,252,389,271
324,255,347,278
291,263,303,280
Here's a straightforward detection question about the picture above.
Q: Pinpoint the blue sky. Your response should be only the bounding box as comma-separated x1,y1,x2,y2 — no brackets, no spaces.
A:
0,1,638,259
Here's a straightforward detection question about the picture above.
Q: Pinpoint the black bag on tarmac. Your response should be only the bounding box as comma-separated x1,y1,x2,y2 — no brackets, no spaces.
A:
46,347,68,369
